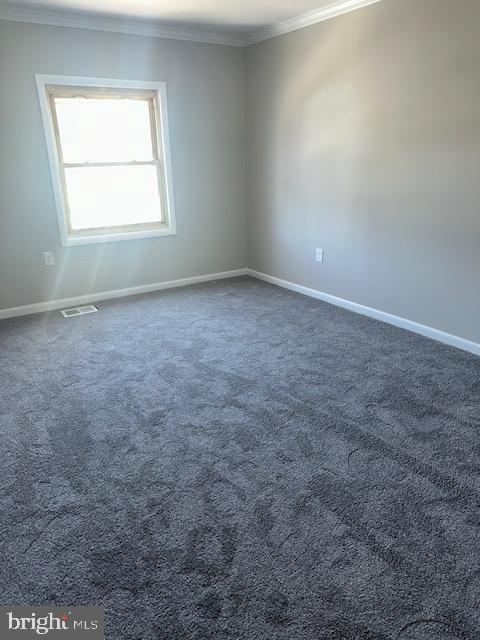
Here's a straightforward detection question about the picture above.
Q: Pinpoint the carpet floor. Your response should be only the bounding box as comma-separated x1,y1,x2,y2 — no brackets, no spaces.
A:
1,276,480,639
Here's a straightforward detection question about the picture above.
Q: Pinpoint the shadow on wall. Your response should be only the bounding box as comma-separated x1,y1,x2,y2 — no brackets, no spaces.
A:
246,0,480,342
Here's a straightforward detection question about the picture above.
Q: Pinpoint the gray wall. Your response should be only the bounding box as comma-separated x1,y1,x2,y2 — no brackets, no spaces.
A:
245,0,480,343
2,0,480,344
0,20,246,309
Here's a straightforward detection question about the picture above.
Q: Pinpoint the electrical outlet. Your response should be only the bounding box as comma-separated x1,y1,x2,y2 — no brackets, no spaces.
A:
43,251,55,266
315,248,324,263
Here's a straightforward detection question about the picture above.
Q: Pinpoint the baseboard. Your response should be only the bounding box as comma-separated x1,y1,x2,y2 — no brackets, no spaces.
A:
3,267,479,357
247,269,480,357
0,269,248,321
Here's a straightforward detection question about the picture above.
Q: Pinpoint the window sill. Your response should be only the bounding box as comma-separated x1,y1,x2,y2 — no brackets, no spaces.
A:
62,226,177,247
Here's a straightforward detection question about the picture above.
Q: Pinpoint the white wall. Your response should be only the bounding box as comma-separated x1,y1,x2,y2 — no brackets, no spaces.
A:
245,0,480,344
0,20,246,309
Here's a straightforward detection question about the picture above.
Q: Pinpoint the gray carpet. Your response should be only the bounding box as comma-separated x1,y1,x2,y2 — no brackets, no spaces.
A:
1,276,480,639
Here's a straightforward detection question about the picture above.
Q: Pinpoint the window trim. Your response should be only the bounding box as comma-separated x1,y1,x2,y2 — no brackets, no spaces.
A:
36,75,177,247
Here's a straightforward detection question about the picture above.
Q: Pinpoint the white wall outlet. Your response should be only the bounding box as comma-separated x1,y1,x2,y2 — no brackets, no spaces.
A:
43,251,55,266
315,248,324,263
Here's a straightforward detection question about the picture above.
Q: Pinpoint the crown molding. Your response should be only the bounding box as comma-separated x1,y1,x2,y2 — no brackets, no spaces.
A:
245,0,385,45
0,4,245,46
0,0,385,48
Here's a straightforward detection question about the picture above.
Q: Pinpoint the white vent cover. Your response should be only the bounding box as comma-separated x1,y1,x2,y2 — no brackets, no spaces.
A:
60,305,98,318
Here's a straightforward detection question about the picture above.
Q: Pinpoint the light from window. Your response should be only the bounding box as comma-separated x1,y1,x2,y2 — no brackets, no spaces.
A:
36,77,175,246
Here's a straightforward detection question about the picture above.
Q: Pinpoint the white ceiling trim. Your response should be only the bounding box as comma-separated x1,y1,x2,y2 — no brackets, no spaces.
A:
0,4,245,46
245,0,385,45
0,0,385,47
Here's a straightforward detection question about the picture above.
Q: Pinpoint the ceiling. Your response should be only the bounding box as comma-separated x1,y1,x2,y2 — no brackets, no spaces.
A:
0,0,381,43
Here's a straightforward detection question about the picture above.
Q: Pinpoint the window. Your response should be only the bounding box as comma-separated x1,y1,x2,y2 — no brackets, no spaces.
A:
36,76,176,246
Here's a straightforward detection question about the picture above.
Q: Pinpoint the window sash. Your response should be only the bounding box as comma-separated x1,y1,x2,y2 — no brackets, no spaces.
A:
61,161,157,168
47,89,169,235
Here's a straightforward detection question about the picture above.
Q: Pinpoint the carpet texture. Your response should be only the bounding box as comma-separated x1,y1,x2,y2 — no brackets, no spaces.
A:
1,276,480,639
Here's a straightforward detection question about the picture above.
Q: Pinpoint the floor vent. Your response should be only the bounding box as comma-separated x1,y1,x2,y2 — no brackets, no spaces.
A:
60,305,98,318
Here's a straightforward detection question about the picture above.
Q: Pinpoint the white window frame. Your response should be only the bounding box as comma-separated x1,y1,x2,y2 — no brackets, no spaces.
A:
36,75,177,247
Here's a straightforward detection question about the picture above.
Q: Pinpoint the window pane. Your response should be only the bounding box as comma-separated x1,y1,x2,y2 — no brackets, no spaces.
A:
64,165,163,231
54,98,154,163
